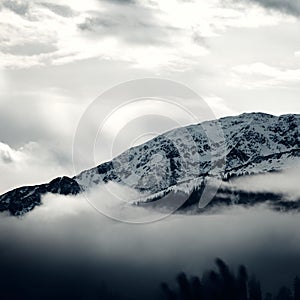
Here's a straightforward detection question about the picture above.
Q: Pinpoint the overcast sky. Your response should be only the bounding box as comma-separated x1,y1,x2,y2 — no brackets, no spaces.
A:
0,0,300,192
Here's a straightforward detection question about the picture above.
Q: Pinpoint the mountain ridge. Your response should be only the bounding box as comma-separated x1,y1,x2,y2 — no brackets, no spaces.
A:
1,112,299,216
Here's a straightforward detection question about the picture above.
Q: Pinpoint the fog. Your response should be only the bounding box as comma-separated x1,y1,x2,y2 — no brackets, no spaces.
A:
1,181,300,299
230,163,300,200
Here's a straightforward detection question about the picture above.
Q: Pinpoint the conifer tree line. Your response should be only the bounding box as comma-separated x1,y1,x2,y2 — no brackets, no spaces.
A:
161,259,300,300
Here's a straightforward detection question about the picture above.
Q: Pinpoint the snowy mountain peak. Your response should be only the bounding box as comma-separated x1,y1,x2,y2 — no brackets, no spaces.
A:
1,112,300,215
75,113,300,194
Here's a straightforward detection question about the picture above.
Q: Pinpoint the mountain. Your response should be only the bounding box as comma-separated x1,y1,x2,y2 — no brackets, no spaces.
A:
1,112,300,216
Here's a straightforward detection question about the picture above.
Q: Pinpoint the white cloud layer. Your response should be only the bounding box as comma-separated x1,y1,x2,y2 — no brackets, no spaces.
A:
229,163,300,200
230,62,300,88
0,0,294,71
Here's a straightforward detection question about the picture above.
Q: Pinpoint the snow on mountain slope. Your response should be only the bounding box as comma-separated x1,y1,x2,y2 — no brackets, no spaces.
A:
1,113,300,216
75,113,300,192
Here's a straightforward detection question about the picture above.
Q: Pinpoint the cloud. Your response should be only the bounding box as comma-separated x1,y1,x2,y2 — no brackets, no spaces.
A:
0,142,16,163
243,0,300,16
38,2,75,17
2,41,57,56
0,87,85,194
1,190,300,298
229,163,300,200
0,86,84,145
100,0,136,4
77,7,176,46
230,62,300,88
0,0,290,70
1,0,75,18
203,96,237,118
2,0,29,15
0,141,73,194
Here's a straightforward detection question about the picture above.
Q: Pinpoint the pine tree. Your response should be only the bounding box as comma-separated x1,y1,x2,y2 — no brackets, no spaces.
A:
248,276,262,300
275,286,292,300
264,293,273,300
237,265,248,300
176,272,192,300
161,282,177,300
294,277,300,300
191,276,202,300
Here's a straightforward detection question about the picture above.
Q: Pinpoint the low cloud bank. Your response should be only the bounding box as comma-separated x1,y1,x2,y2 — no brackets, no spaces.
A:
229,163,300,200
1,182,300,299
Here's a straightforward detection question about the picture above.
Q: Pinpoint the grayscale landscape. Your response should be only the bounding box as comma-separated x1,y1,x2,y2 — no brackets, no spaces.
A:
0,0,300,299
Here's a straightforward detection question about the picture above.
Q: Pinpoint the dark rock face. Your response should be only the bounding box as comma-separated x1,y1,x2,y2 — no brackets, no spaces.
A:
0,176,81,216
47,176,81,195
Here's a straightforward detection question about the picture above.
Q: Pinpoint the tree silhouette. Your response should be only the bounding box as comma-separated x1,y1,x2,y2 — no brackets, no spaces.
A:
161,282,177,300
294,277,300,300
248,276,262,300
215,258,236,300
161,258,249,300
177,272,192,300
237,265,248,300
161,258,300,300
264,293,273,300
191,276,202,300
275,286,292,300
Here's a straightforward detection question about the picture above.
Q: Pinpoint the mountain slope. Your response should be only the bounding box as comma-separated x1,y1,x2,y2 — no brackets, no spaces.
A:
75,112,300,191
0,177,80,216
1,112,299,216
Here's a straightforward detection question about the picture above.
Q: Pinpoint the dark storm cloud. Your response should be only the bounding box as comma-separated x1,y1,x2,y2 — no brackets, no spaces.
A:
39,2,75,17
2,0,29,15
244,0,300,16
